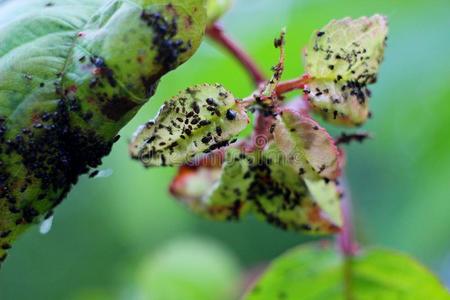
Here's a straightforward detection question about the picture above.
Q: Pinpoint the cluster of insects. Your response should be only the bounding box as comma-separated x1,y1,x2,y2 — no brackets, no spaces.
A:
0,0,206,265
130,15,387,236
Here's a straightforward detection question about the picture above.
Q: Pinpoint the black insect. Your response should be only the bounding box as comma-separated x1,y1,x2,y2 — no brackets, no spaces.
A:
226,109,237,121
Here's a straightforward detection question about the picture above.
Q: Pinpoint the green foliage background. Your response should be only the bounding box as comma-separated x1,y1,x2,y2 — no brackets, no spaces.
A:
1,0,449,299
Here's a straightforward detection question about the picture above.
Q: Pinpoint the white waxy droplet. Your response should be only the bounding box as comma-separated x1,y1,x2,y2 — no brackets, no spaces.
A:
39,215,54,235
94,169,113,179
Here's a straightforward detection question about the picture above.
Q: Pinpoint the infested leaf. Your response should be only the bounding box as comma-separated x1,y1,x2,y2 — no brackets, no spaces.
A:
304,15,388,126
251,147,342,233
304,80,371,125
245,244,450,300
171,146,342,234
130,84,249,167
0,0,206,263
272,109,342,180
171,148,253,221
206,0,233,25
304,178,341,227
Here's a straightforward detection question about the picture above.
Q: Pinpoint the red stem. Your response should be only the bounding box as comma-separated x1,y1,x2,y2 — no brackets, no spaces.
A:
338,190,358,257
206,23,266,85
275,74,311,96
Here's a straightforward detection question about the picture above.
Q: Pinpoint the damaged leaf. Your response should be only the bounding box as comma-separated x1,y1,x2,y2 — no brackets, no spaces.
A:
170,148,253,221
251,147,342,233
130,84,249,167
171,147,342,234
304,15,388,126
272,109,342,180
0,0,206,264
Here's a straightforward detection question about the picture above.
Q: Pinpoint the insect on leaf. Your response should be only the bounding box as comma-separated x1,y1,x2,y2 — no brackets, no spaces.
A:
171,146,342,234
130,84,249,167
272,109,342,180
261,29,286,100
304,15,388,126
170,148,253,221
0,0,207,263
250,147,342,233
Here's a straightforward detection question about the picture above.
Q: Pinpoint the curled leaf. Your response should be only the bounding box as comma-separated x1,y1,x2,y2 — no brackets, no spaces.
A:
171,147,342,234
0,0,206,263
130,84,249,167
170,149,252,221
272,109,342,180
304,15,388,126
250,147,342,233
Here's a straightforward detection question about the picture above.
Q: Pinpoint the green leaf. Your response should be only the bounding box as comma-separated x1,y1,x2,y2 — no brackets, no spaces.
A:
245,244,450,300
130,84,249,167
304,15,388,126
206,0,233,25
0,0,206,264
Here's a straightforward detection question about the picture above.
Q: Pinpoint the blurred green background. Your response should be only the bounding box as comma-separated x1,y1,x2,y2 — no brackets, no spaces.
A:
1,0,450,299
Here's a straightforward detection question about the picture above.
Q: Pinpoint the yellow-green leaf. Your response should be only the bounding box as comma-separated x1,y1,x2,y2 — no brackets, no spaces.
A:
171,147,342,234
304,15,388,126
252,147,342,233
130,84,249,167
170,149,253,221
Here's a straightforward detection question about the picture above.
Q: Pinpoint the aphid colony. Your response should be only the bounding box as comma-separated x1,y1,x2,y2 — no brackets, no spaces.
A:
0,0,206,265
304,15,388,126
130,83,343,234
130,15,387,235
141,7,192,70
130,84,249,167
170,145,342,233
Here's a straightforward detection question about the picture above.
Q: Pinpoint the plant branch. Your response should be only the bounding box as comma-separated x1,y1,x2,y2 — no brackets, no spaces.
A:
207,23,311,107
206,23,266,85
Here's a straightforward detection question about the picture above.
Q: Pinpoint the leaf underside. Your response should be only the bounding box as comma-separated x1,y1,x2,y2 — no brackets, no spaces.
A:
304,15,388,126
129,83,249,167
0,0,207,264
171,145,342,234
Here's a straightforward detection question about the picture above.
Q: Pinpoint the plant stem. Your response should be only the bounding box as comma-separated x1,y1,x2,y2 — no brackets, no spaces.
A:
275,74,311,96
337,179,358,300
206,23,270,145
343,256,354,300
338,189,357,256
206,23,266,85
206,23,311,104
